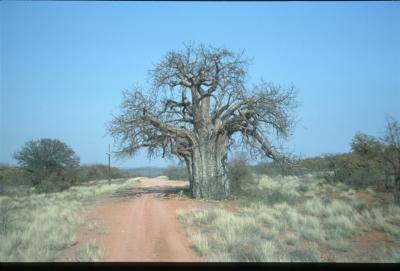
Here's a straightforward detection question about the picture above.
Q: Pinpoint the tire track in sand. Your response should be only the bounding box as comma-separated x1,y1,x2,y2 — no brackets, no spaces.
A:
61,178,205,262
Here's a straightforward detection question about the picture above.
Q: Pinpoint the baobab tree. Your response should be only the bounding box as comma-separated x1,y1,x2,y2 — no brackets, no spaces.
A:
108,44,297,199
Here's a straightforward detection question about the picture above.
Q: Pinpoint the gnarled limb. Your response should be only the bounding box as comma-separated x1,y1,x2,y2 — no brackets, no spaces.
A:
108,44,297,199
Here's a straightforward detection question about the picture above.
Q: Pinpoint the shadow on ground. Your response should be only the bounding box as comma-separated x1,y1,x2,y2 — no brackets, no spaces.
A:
111,185,191,200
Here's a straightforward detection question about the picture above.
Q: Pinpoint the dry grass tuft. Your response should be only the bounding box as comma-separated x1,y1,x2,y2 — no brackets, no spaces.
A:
179,174,400,262
0,178,140,262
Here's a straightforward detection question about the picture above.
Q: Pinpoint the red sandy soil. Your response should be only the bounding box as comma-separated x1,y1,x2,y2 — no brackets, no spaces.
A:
331,191,343,200
349,231,400,262
59,178,213,262
356,191,376,205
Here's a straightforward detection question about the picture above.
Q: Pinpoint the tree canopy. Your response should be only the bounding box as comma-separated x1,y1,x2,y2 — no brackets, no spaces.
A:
108,43,297,199
13,138,80,185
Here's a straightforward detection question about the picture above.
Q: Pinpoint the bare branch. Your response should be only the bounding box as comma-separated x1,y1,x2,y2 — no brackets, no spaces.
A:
107,43,298,198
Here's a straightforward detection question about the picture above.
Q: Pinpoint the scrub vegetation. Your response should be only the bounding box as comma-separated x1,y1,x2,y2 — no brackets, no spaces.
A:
74,241,105,262
0,177,140,262
174,118,400,262
1,95,398,262
178,174,400,262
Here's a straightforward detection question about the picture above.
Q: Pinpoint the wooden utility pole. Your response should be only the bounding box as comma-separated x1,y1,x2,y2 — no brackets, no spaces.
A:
107,144,111,185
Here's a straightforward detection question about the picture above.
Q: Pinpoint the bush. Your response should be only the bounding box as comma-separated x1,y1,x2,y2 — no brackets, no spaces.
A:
0,165,35,196
323,151,385,188
77,164,132,183
0,163,134,195
251,156,334,177
13,138,80,186
228,153,255,194
34,179,71,194
0,165,31,186
251,161,283,176
164,166,188,181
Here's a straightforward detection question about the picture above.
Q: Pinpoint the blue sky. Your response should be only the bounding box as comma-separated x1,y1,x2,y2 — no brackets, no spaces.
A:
1,1,399,168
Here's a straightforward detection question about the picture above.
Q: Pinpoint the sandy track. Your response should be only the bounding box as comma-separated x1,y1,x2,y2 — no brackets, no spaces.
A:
61,178,206,262
101,194,202,261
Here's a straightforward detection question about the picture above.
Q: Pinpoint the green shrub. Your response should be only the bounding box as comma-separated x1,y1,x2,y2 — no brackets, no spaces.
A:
77,164,132,183
34,179,70,194
0,165,33,195
228,153,255,194
0,163,134,196
322,132,386,189
286,239,296,246
13,138,80,186
163,166,188,181
350,200,368,213
297,183,309,193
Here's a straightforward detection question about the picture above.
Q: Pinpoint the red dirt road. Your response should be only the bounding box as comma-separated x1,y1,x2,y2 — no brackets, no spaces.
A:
61,178,207,262
100,195,202,261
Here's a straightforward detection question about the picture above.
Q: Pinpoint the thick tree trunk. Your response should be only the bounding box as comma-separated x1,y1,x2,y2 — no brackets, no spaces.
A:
186,136,230,199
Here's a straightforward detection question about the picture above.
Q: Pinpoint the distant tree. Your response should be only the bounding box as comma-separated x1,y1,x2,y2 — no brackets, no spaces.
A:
108,43,297,199
351,132,384,158
351,132,385,183
13,138,80,185
325,124,399,194
324,133,384,187
382,118,400,203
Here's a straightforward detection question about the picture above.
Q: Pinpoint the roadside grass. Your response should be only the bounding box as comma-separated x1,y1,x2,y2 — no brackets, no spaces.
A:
378,248,400,263
0,177,140,262
188,232,209,257
178,174,400,262
74,241,104,262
